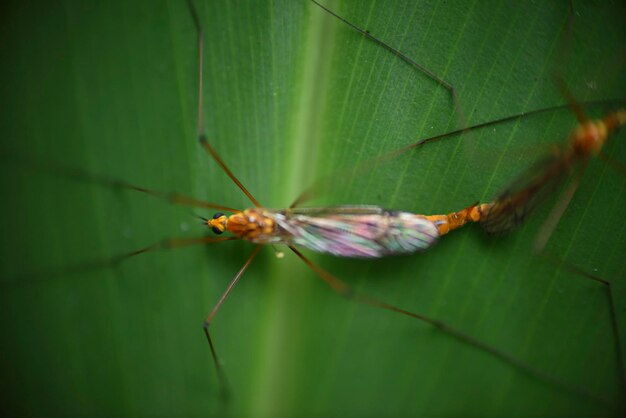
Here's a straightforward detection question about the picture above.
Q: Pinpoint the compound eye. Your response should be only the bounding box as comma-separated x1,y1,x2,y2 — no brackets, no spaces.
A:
212,212,225,219
211,226,223,235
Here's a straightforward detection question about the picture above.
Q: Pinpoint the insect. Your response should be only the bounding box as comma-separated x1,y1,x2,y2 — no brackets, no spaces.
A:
476,99,626,239
1,1,624,417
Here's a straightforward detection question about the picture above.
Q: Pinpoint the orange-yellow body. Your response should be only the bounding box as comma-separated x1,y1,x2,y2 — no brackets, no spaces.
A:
473,109,626,235
570,110,626,158
208,208,277,242
209,204,496,241
424,203,493,236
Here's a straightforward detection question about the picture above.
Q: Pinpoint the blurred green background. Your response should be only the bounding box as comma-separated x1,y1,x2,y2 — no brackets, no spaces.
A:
1,0,625,417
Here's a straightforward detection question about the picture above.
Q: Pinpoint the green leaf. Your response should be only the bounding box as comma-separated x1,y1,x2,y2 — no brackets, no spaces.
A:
1,1,625,417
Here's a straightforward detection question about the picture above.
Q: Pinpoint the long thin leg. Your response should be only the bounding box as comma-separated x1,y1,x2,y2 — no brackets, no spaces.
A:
3,149,239,213
289,100,591,208
202,244,263,401
309,0,465,127
289,245,616,408
552,1,574,93
555,77,589,124
533,161,625,402
187,0,261,208
555,5,625,405
538,252,626,401
2,236,237,289
533,170,584,254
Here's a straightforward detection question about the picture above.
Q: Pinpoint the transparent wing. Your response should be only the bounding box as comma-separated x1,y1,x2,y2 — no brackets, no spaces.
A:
480,152,573,234
277,207,439,258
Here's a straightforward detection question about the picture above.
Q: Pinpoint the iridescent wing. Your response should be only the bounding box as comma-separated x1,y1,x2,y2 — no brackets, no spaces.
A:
275,206,440,258
480,152,575,234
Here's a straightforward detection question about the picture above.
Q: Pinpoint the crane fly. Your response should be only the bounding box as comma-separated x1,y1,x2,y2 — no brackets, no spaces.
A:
204,203,495,258
125,1,626,407
477,103,626,243
2,0,624,416
138,1,584,401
